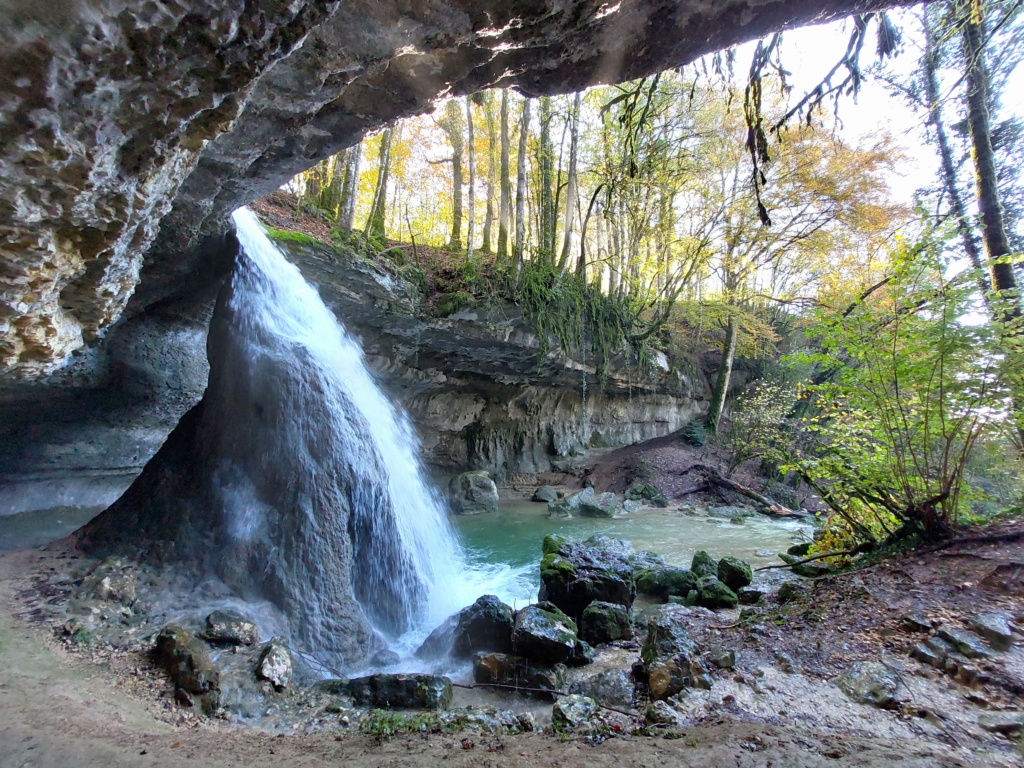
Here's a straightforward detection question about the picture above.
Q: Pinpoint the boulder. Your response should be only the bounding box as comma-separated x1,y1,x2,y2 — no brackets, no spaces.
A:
257,638,293,690
575,488,621,518
645,700,684,726
696,577,738,609
737,587,764,605
624,482,669,508
936,626,992,659
542,534,568,556
539,538,635,621
635,567,699,601
639,606,710,698
532,485,559,503
568,669,636,710
788,542,813,557
347,673,452,709
717,556,753,591
154,625,218,696
691,550,718,578
472,652,567,700
708,648,736,670
512,603,591,666
448,471,499,515
202,609,258,646
580,601,632,645
417,594,515,659
835,661,903,709
552,695,599,729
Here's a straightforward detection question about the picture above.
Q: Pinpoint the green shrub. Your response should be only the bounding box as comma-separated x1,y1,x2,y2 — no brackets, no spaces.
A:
679,418,706,447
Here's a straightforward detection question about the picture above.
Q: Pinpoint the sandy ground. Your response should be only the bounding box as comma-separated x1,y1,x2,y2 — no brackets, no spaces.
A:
1,543,1022,768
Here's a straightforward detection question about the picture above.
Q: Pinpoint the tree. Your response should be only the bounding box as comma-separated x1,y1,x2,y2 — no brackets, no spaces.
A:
498,89,511,258
439,99,464,251
558,92,583,273
338,142,361,230
366,126,396,245
466,96,476,262
482,92,497,253
514,99,532,270
538,96,556,261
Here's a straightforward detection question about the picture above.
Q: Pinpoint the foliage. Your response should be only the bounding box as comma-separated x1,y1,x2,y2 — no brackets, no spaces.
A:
724,380,797,475
785,229,1008,544
266,228,325,246
358,710,470,743
678,417,707,447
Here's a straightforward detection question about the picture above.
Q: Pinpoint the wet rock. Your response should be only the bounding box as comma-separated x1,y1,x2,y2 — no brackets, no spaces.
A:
371,648,401,666
709,505,753,519
154,625,218,697
936,626,992,659
552,695,599,729
539,538,635,620
202,609,258,646
645,700,684,725
774,650,799,674
513,602,590,666
717,556,753,591
472,652,566,699
621,499,643,514
780,552,832,578
576,488,621,518
737,587,763,605
625,482,669,508
967,613,1014,652
911,637,950,669
978,712,1024,735
708,649,736,670
516,712,538,732
778,582,809,604
755,549,776,558
417,596,517,660
696,577,738,609
542,534,568,556
448,471,499,515
787,542,813,557
635,567,699,601
83,560,137,606
630,550,667,571
836,661,903,709
257,638,292,690
347,673,452,709
641,607,707,700
569,669,636,710
580,601,632,645
691,550,718,578
901,614,933,633
532,485,559,503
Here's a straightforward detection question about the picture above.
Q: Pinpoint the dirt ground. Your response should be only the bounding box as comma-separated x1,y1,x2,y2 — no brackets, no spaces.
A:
1,522,1023,768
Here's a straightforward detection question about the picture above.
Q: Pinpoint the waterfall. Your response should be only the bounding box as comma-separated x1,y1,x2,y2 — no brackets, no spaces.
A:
223,208,476,657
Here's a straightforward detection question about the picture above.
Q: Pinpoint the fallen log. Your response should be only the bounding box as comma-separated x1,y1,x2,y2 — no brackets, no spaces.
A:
680,464,809,517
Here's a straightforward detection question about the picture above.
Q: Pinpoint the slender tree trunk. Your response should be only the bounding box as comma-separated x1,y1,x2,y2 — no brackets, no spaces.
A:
482,92,496,254
959,0,1024,445
339,142,362,229
706,311,738,434
304,164,323,209
322,154,343,216
466,96,476,263
514,99,531,272
365,127,395,244
441,99,464,251
539,96,556,262
558,92,582,273
498,89,511,259
922,11,988,295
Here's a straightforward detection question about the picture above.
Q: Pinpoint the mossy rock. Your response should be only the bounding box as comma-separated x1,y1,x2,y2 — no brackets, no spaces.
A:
436,291,471,317
717,556,753,591
691,550,718,579
540,552,577,579
696,577,738,609
624,482,669,508
542,534,568,557
635,567,699,601
579,601,632,645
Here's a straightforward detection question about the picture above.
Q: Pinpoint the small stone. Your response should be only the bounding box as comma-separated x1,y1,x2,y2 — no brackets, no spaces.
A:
901,614,932,633
936,626,992,659
774,650,798,674
708,649,736,669
836,661,903,709
967,614,1014,652
552,694,599,729
516,712,537,732
911,641,946,669
257,638,292,690
645,700,684,725
202,610,258,646
978,712,1024,735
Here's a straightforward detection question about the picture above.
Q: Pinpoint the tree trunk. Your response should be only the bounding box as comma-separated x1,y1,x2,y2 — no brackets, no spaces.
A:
705,312,737,434
441,99,464,251
558,92,582,273
339,141,362,230
322,154,343,216
922,10,988,295
466,96,476,262
538,96,556,262
514,99,531,271
365,127,395,244
482,92,496,254
498,89,511,259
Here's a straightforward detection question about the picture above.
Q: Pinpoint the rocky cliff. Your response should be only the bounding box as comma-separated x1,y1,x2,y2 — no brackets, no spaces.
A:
0,0,907,378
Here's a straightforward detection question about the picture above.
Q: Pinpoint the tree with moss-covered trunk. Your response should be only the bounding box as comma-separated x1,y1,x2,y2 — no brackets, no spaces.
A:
365,126,396,246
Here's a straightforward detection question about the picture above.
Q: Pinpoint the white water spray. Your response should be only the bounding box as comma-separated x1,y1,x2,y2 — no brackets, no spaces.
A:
227,209,521,661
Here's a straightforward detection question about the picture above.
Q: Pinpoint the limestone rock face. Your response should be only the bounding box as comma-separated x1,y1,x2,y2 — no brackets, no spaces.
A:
2,0,906,377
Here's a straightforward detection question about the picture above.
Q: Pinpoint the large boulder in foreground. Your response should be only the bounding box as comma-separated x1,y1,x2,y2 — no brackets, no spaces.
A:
579,601,632,645
640,607,710,700
513,602,593,666
539,538,636,622
635,566,699,602
447,471,499,514
347,673,453,709
416,594,515,659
